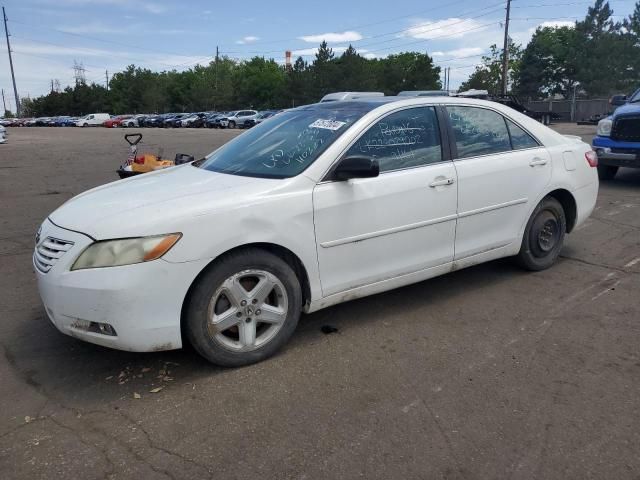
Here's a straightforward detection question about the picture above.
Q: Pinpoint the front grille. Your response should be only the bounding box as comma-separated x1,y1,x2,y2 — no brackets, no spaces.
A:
34,237,74,273
611,116,640,142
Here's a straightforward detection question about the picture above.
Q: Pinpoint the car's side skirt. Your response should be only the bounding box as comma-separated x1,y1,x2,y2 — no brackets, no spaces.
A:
305,242,517,314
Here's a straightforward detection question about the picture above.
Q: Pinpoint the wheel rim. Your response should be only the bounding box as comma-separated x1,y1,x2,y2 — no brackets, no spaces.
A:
530,210,560,257
207,269,288,352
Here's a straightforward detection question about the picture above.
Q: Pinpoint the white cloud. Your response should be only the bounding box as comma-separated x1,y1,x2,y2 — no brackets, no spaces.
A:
291,45,372,57
403,18,485,40
236,36,260,45
432,47,484,58
58,22,124,34
298,31,363,43
37,0,167,14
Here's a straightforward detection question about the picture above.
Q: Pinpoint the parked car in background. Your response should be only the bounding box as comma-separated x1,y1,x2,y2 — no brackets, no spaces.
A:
54,116,77,127
76,113,110,127
103,115,132,128
122,114,147,128
593,87,640,179
0,124,6,142
219,110,258,128
205,113,228,128
142,114,166,128
243,110,279,128
164,113,189,128
180,113,208,128
34,96,598,367
35,117,53,127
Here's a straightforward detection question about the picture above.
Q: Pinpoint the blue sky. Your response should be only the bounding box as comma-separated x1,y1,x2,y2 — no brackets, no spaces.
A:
0,0,637,106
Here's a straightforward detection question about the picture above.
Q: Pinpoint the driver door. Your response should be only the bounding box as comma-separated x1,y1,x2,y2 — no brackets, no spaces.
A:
313,106,458,297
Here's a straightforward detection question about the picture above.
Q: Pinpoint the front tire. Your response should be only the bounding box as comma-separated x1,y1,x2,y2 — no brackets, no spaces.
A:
597,165,618,180
185,248,302,367
516,197,566,271
228,120,236,129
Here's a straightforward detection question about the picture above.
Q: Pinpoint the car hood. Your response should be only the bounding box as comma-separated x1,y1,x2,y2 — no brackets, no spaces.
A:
613,102,640,117
49,165,279,239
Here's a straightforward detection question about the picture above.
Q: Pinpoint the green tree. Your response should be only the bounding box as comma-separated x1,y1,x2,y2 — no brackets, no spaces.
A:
515,26,580,99
286,56,312,107
378,52,441,94
311,41,337,99
234,57,286,109
459,41,522,94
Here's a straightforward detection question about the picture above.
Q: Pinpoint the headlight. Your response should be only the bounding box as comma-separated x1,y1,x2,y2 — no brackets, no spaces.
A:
597,118,612,137
71,233,181,270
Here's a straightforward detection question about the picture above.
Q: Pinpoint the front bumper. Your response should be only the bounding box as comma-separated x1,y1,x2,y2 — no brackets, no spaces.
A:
592,136,640,168
34,219,209,352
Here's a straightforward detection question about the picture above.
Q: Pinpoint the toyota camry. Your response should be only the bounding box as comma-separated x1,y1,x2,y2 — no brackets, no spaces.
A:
34,96,598,366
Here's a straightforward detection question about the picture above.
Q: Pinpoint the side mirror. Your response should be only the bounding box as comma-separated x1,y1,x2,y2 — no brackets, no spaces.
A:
333,156,379,181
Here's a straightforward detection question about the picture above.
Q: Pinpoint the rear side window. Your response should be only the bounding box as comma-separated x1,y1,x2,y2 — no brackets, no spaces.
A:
506,119,539,150
447,106,511,158
345,106,442,172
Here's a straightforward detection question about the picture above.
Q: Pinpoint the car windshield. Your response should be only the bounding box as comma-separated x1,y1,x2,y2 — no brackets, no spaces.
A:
629,89,640,103
198,103,375,179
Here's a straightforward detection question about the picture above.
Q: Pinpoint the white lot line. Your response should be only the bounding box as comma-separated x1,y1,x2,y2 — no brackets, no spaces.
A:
624,256,640,268
590,279,622,301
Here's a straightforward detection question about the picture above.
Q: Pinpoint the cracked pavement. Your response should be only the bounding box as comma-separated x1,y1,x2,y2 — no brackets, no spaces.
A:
1,125,639,479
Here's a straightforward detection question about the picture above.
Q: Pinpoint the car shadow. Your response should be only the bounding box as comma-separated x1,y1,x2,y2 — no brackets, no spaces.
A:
6,257,526,408
602,167,640,188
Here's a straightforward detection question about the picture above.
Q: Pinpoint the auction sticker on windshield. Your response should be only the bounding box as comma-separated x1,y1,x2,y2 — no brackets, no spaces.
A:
309,119,347,131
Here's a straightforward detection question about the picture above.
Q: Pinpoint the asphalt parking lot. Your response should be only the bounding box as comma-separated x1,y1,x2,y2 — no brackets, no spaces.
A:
1,125,639,480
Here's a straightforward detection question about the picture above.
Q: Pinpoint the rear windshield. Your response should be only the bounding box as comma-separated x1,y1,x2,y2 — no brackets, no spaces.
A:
198,104,374,178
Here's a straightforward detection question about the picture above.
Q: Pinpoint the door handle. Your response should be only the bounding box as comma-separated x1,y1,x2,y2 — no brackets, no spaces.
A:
429,177,455,187
529,157,548,167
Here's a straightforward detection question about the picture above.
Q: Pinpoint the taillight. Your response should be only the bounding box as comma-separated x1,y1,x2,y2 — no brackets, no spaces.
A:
585,150,598,167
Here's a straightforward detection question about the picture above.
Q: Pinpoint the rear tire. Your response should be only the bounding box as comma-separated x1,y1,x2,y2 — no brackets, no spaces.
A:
516,197,566,271
185,248,302,367
597,165,618,180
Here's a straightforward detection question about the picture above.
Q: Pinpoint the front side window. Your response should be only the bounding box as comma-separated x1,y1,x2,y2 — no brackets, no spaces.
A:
447,106,511,158
198,104,373,178
345,107,442,172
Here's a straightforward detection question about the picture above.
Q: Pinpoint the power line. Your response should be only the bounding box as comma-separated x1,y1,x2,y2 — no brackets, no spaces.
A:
223,2,507,57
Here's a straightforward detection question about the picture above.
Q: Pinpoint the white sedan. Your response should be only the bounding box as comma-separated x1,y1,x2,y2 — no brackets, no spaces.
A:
34,97,598,366
0,124,6,143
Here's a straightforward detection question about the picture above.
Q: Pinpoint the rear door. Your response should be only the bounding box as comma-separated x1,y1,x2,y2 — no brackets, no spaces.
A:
446,105,552,260
313,106,458,296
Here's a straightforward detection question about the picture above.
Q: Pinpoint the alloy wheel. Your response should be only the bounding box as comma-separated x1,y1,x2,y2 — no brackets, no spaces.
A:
207,269,289,352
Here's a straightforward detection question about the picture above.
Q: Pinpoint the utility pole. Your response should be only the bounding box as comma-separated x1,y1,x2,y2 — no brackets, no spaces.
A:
215,45,219,89
105,70,109,91
1,88,6,114
3,7,20,117
501,0,511,96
